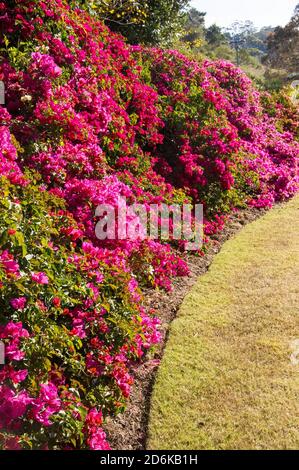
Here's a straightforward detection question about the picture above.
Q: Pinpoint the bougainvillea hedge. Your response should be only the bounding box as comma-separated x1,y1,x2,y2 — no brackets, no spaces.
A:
0,0,298,449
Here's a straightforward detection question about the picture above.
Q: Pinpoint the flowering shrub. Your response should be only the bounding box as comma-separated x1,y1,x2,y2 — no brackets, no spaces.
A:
0,175,160,449
0,0,298,449
139,48,299,210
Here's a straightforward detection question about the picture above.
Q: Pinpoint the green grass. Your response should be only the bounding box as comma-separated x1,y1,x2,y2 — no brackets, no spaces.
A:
147,196,299,450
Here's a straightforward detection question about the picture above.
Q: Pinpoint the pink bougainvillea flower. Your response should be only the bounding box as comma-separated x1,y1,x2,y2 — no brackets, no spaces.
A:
85,409,111,450
0,250,20,278
31,272,49,285
31,52,62,78
0,385,32,428
31,382,61,427
0,365,28,384
0,321,29,362
10,297,27,310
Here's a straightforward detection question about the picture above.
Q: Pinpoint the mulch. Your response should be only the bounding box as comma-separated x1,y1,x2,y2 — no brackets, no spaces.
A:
104,205,268,450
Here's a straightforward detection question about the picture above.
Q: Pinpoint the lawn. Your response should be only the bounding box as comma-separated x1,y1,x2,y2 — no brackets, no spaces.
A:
147,195,299,450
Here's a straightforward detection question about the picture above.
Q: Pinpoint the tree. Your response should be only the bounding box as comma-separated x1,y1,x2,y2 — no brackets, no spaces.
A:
180,7,206,48
73,0,147,26
225,20,257,41
185,7,206,30
264,5,299,73
76,0,191,45
205,24,226,46
224,21,257,66
246,27,274,54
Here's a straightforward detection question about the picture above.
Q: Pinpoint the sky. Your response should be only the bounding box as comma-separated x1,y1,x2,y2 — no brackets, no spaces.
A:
190,0,298,28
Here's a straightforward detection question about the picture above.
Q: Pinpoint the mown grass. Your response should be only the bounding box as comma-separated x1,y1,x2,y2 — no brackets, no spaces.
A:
147,196,299,450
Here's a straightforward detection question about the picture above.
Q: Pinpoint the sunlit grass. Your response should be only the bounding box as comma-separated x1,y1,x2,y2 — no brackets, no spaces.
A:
148,195,299,450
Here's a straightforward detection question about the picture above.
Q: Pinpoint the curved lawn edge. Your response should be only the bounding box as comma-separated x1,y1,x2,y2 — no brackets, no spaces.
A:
147,195,299,450
104,206,268,449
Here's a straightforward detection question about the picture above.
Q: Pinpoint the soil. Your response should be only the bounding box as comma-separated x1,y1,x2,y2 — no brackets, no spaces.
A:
104,206,269,450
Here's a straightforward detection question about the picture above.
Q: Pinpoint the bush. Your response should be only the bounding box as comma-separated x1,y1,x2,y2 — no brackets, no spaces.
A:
140,49,299,209
0,174,161,449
